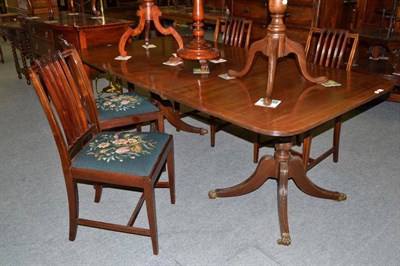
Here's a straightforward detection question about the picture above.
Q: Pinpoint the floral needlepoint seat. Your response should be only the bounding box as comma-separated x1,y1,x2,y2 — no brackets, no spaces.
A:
96,92,160,121
72,131,170,176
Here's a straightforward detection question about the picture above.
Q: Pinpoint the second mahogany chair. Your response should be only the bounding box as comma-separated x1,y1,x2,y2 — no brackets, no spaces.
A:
27,48,175,255
213,16,253,50
209,17,253,147
174,16,253,147
254,28,359,171
60,39,164,132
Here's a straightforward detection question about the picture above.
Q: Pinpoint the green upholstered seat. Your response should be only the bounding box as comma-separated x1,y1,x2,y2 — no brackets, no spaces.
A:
72,130,170,176
96,92,160,121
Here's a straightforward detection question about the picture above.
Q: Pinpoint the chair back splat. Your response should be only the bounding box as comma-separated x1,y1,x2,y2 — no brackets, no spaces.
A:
214,16,253,49
27,49,175,255
305,27,359,71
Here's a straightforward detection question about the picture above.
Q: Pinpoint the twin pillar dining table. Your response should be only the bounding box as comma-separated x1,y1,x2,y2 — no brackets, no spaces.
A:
81,36,394,245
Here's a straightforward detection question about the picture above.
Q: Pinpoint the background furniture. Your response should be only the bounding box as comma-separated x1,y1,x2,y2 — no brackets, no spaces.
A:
352,0,400,101
28,47,175,255
24,13,133,59
0,21,32,83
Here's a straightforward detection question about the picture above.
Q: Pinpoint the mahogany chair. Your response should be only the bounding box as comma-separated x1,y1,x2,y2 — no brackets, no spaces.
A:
173,16,253,147
254,28,359,171
59,39,165,132
213,16,253,50
27,49,175,255
205,16,254,147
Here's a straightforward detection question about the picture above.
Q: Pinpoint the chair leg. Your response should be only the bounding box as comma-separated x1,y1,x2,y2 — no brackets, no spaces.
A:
333,116,342,163
66,177,79,241
144,182,159,255
93,184,103,203
0,43,4,64
210,116,216,147
157,114,165,133
174,102,181,132
302,132,312,170
253,133,260,163
167,144,176,204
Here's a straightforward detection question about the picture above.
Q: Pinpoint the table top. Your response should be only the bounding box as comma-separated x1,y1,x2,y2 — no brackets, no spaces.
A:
81,36,394,137
23,11,134,30
159,5,226,25
352,27,400,46
0,21,26,31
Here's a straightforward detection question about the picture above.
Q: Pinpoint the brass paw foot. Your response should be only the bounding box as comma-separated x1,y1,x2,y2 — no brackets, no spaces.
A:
337,193,347,202
200,128,208,135
208,190,217,199
277,233,291,246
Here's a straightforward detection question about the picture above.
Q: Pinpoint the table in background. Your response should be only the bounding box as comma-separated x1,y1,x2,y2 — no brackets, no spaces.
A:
0,20,31,83
24,12,134,59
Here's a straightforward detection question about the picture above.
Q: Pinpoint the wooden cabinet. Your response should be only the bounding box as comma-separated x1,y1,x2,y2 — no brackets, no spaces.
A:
14,0,58,16
227,0,269,42
25,12,134,58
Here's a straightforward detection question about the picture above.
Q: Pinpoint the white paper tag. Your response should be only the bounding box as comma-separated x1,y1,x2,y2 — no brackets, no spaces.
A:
68,13,80,16
218,73,236,80
163,60,183,66
114,55,132,61
91,16,103,19
25,16,39,20
374,89,385,94
321,80,341,87
209,58,227,64
142,44,157,49
255,98,281,108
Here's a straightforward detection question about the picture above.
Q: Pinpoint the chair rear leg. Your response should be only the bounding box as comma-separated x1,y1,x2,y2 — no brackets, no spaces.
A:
302,133,312,170
93,184,103,203
0,44,4,63
167,145,176,204
210,116,216,147
333,116,342,163
157,114,165,133
253,133,260,163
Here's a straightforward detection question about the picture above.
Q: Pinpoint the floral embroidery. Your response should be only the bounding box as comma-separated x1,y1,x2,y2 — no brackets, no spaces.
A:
96,94,143,112
86,132,156,162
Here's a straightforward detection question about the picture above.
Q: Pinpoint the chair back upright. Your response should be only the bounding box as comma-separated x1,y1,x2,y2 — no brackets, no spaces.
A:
305,27,359,71
27,49,100,169
214,16,253,49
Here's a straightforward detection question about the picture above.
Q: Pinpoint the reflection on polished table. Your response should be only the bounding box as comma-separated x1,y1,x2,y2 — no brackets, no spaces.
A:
81,36,394,245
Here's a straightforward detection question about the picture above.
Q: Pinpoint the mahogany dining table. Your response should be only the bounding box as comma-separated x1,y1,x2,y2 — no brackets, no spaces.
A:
81,36,394,246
